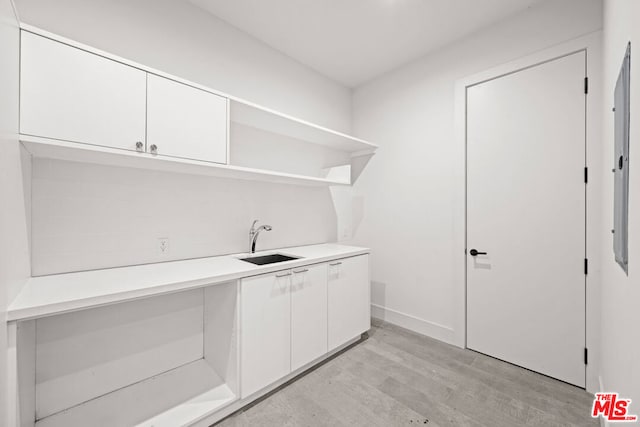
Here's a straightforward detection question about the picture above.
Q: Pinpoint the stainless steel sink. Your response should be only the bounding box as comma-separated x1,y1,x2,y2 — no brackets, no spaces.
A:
239,253,300,265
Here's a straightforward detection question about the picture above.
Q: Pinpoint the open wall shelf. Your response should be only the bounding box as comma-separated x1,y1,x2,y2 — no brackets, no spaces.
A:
229,99,377,155
20,136,351,187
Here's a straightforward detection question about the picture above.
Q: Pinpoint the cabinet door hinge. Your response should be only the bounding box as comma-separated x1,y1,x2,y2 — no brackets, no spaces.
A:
584,258,588,275
584,167,588,183
584,347,588,365
584,77,589,94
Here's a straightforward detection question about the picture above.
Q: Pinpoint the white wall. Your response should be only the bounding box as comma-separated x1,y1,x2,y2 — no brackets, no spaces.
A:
13,0,354,275
31,159,337,275
351,0,603,390
599,0,640,406
0,0,31,424
14,0,351,133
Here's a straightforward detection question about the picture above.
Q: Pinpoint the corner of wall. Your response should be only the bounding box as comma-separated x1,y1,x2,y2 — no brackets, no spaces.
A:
1,0,32,424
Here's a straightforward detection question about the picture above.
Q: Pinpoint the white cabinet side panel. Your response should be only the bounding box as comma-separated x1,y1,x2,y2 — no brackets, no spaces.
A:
18,321,36,427
204,283,239,394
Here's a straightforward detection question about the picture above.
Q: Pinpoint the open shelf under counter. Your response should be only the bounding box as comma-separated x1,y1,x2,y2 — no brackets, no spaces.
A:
16,282,240,427
36,360,236,427
20,135,351,187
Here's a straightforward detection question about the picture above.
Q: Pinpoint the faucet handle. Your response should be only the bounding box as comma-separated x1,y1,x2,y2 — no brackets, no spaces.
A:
250,219,259,232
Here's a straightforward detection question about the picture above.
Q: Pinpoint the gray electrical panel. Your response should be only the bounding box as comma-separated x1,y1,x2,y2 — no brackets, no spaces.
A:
613,43,631,274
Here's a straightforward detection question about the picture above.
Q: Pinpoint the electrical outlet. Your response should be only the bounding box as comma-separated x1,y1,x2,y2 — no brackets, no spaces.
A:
158,238,169,255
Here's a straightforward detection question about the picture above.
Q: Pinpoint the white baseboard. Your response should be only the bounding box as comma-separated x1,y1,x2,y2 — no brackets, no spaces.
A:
371,303,456,346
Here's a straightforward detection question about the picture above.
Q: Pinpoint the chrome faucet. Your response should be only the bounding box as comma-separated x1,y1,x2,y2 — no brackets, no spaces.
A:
249,220,272,254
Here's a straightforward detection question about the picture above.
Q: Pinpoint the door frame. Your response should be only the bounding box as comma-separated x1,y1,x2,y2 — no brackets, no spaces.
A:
466,49,588,387
452,32,603,392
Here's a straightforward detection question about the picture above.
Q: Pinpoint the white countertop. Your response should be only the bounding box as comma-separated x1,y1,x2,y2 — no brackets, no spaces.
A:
8,243,369,322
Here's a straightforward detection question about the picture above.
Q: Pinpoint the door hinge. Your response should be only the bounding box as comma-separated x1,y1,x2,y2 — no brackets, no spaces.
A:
584,77,589,94
584,167,588,183
584,258,588,275
584,347,588,365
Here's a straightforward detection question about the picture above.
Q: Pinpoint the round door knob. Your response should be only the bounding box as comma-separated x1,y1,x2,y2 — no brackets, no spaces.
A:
135,141,144,152
150,144,158,155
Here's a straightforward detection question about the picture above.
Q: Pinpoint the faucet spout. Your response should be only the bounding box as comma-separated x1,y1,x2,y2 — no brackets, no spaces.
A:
249,220,272,254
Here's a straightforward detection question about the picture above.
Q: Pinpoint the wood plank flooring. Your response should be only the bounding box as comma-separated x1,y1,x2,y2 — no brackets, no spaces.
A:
216,320,597,426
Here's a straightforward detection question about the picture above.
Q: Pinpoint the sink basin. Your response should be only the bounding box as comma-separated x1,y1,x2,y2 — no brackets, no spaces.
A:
240,253,300,265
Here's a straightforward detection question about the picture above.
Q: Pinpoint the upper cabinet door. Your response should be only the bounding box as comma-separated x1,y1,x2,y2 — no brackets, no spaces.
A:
20,31,146,151
147,75,228,164
328,255,370,351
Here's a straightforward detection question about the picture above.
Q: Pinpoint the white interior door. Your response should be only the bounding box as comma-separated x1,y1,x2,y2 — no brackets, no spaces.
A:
466,52,586,387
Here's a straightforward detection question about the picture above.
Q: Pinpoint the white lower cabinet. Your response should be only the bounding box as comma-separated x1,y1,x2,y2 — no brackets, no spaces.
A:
328,255,370,351
10,249,369,427
291,264,328,371
240,271,292,398
240,255,370,399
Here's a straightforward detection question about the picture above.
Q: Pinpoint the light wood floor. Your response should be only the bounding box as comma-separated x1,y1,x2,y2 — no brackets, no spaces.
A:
216,320,597,426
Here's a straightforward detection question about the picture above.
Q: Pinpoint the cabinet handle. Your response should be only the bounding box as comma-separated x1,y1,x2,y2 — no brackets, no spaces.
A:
329,262,342,266
135,141,144,152
293,269,308,274
275,272,292,278
150,144,158,155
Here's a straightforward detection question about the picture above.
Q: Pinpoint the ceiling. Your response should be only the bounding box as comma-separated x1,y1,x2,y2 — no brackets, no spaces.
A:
189,0,545,87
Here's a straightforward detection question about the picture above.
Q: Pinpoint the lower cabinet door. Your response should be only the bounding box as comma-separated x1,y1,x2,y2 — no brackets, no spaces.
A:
328,255,370,351
290,264,328,371
240,271,291,398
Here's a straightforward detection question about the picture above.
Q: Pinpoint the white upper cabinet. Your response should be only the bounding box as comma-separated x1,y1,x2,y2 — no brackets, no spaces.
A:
147,75,228,164
290,264,328,371
328,255,370,351
20,31,146,152
18,26,376,185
